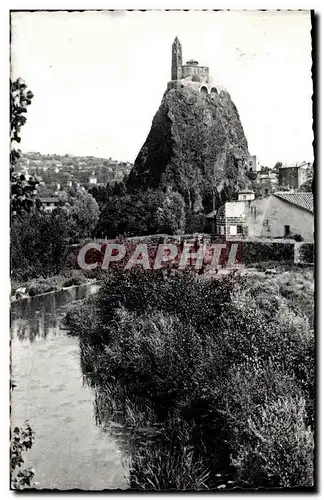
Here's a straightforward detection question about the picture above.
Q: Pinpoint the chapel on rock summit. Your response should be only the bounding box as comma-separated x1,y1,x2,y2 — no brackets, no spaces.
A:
167,36,223,94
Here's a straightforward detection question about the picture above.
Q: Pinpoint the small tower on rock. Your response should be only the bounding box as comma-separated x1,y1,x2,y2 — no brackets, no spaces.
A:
171,36,182,81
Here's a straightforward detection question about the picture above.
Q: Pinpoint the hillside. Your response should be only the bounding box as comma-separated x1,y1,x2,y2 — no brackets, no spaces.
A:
16,152,132,186
127,87,251,212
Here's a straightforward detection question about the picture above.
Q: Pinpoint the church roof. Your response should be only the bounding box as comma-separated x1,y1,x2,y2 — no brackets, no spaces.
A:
186,59,199,65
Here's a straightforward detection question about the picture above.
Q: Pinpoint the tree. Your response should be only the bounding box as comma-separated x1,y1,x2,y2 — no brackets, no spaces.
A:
58,185,100,240
88,185,110,210
298,164,314,193
298,179,312,192
112,181,127,196
95,189,186,238
11,209,71,279
10,78,34,164
155,190,186,234
10,78,38,216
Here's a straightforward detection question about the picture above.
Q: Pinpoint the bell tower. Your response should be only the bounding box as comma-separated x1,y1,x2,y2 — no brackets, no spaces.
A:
171,36,182,81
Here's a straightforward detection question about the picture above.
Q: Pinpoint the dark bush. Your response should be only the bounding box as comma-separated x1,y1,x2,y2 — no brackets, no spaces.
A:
243,241,295,265
68,269,314,489
299,243,314,264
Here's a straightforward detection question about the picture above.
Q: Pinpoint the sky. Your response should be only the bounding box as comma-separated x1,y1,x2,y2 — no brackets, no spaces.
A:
11,10,314,167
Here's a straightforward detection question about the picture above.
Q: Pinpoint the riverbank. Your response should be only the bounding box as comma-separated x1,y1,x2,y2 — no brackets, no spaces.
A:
11,269,104,301
66,266,314,490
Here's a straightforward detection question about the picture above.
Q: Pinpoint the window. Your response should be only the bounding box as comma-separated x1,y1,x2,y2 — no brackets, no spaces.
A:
284,225,290,237
237,225,243,234
230,225,237,236
220,226,225,235
263,219,270,233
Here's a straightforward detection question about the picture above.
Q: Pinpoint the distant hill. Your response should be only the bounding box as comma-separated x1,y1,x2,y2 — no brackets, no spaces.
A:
17,152,133,170
16,152,133,185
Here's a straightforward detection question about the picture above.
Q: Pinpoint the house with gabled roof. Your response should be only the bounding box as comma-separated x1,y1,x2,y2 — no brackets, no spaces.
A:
245,192,314,241
208,191,314,242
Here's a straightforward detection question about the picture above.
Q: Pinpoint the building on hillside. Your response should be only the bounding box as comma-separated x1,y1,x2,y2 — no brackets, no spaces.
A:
89,174,97,185
278,162,311,189
17,166,30,178
167,37,225,94
208,191,313,242
52,182,60,194
244,155,261,174
39,197,59,213
237,189,255,202
255,170,279,197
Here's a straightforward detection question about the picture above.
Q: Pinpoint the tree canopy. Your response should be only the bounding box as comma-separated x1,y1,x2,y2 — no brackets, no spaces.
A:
10,78,39,216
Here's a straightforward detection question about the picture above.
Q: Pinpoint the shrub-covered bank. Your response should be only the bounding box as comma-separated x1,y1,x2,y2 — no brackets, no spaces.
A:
67,268,315,490
11,269,104,299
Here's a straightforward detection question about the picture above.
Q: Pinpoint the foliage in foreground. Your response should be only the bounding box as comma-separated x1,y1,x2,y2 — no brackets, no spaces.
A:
11,210,71,281
10,422,35,489
68,269,315,490
11,78,39,216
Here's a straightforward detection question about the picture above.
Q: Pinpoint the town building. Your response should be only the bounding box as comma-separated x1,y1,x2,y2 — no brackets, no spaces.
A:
238,189,255,202
89,174,97,185
39,197,59,213
244,155,261,174
208,190,256,238
167,37,225,94
255,170,279,197
278,162,311,190
209,191,313,242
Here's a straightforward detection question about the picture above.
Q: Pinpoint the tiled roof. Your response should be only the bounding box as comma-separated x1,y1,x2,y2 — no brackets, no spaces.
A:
274,192,313,213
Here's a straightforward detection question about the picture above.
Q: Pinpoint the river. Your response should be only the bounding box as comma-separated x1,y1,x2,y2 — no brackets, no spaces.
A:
10,284,129,490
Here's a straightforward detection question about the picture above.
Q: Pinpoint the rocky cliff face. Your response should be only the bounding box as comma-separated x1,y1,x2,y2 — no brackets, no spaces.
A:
127,87,251,212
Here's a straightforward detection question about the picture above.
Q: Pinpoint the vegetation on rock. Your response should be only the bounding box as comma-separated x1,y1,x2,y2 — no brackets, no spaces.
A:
127,87,251,212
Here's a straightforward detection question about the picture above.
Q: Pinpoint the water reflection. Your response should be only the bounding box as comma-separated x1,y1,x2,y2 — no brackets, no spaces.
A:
11,283,128,490
11,283,100,342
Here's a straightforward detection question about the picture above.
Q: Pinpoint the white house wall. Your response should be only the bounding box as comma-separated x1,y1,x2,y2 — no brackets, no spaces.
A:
247,196,314,241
